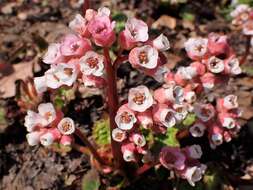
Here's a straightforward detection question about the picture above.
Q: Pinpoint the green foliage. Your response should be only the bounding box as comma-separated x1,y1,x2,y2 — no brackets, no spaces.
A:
182,113,196,127
141,127,154,147
242,65,253,76
50,143,72,156
82,169,101,190
181,12,195,21
237,0,253,6
112,12,127,33
155,127,180,147
54,87,75,109
92,117,111,146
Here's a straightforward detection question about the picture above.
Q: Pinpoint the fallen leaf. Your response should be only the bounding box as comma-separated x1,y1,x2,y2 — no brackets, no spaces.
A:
163,53,183,69
82,169,101,190
241,106,253,120
152,15,177,30
0,61,33,98
236,91,252,107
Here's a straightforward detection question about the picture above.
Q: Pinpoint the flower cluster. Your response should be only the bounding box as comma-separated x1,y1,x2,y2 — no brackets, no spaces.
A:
160,145,206,186
34,7,118,93
24,103,75,146
231,4,253,45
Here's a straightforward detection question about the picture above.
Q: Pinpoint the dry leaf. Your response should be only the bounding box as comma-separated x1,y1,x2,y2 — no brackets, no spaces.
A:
0,61,33,98
152,15,177,30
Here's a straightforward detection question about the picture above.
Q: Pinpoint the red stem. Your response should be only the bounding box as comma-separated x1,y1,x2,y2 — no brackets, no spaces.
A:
74,128,106,166
103,47,125,170
82,0,90,16
240,35,251,65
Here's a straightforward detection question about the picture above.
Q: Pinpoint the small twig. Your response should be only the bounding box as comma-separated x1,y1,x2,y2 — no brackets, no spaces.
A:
74,128,106,166
240,35,251,65
113,55,128,70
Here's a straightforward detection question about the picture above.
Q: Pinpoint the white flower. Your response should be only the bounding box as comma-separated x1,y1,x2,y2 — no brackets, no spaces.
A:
40,132,55,146
223,95,238,110
34,76,47,94
115,109,137,130
112,128,126,142
184,91,197,103
177,66,197,80
222,117,236,129
45,63,78,88
194,104,215,122
125,18,149,42
230,4,250,18
160,108,176,128
184,38,208,58
164,85,184,103
189,122,206,137
43,43,63,64
184,165,207,186
173,104,188,122
24,110,47,132
57,117,75,135
80,51,104,77
207,56,225,73
187,145,203,159
123,150,136,162
211,133,223,145
153,34,170,51
132,133,146,147
38,103,56,125
26,131,43,146
128,85,153,112
69,14,88,35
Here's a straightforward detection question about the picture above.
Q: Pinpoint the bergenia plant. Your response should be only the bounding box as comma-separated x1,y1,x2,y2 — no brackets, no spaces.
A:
23,5,244,187
230,4,253,64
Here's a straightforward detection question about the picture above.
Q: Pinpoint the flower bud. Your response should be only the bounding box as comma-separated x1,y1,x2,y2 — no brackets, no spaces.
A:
26,131,44,146
194,103,215,122
136,110,153,129
184,145,203,159
131,133,146,147
121,143,136,162
60,135,73,146
40,128,61,146
38,103,56,125
69,14,90,37
153,104,176,128
207,33,229,56
152,34,170,51
189,122,206,137
34,76,47,94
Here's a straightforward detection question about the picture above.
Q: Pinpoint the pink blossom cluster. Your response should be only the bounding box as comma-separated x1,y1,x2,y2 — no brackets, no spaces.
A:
24,103,75,146
231,4,253,45
34,7,118,93
160,145,206,186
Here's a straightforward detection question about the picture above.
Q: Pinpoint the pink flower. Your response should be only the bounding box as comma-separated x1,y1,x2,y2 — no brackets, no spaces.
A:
224,56,241,75
193,103,215,122
159,147,186,170
207,33,229,56
153,104,176,128
60,34,91,56
115,104,137,130
43,43,64,64
112,128,127,142
87,15,115,47
172,104,188,122
136,110,153,129
154,85,184,104
80,51,104,77
231,4,250,18
190,62,206,76
57,117,75,135
184,90,197,104
200,72,215,91
45,63,78,89
174,66,197,86
82,75,106,88
218,113,236,129
121,142,136,162
184,37,208,60
69,14,90,37
205,56,225,74
208,123,224,147
152,34,170,51
129,45,159,69
60,135,73,146
243,20,253,35
128,85,153,112
217,94,238,111
189,121,206,137
131,133,146,147
40,128,61,146
119,18,148,49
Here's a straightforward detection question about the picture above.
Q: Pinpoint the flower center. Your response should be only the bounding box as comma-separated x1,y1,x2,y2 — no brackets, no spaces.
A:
165,111,174,122
86,57,99,69
62,121,72,132
200,108,211,118
64,68,73,76
115,132,124,140
120,112,133,123
193,126,203,135
44,111,53,120
70,43,79,51
138,51,149,64
133,92,146,105
195,44,204,53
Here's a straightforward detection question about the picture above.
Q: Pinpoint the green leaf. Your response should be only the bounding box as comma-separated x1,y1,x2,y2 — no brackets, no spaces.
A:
92,117,111,146
82,169,101,190
182,113,196,127
141,127,154,147
181,12,195,21
242,65,253,76
112,12,127,33
155,127,180,147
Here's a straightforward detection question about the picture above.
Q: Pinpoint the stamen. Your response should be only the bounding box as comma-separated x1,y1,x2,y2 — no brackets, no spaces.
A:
133,92,146,105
